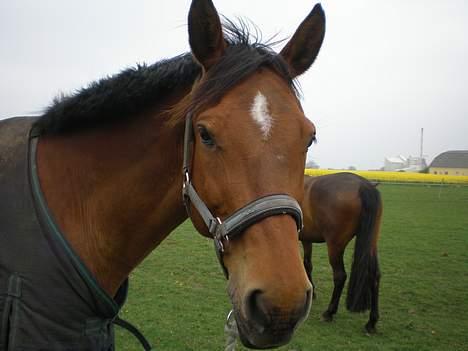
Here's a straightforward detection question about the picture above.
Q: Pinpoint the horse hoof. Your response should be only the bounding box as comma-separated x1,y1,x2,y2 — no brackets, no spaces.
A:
365,323,377,334
321,311,333,322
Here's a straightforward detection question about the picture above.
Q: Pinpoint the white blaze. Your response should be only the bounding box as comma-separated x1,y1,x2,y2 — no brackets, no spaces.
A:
250,91,273,140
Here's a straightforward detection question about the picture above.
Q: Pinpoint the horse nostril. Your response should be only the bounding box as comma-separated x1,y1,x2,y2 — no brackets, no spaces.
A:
246,289,270,333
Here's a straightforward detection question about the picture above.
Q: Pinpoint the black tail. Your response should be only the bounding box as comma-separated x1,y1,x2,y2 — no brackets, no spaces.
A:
346,183,382,312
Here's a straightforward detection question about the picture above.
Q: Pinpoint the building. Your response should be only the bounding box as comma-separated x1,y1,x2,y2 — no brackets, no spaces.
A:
384,155,427,172
384,155,407,171
405,156,428,172
429,150,468,176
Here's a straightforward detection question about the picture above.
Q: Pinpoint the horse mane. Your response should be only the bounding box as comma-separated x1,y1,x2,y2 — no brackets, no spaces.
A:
34,18,298,135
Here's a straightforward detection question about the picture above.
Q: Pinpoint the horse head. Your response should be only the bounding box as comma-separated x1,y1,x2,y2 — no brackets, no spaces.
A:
184,0,326,348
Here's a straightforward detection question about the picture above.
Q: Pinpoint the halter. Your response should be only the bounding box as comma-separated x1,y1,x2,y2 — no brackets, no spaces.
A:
182,112,303,278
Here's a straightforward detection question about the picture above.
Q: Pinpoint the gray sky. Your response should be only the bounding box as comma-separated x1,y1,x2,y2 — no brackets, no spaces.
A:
1,0,467,170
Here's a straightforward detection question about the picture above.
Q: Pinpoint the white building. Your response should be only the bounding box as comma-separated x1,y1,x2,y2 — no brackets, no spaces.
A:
384,155,427,172
384,155,407,171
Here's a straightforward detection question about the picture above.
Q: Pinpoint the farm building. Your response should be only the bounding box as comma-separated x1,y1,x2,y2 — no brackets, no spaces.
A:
429,150,468,176
384,155,407,171
384,155,427,172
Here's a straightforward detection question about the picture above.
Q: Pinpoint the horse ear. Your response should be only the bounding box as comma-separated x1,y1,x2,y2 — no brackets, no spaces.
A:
188,0,226,71
280,3,326,78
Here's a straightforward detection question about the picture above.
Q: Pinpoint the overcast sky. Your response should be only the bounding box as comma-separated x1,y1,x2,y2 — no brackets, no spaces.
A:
1,0,467,170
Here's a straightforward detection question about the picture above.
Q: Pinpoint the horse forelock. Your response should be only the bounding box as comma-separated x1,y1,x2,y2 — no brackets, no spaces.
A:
169,19,300,126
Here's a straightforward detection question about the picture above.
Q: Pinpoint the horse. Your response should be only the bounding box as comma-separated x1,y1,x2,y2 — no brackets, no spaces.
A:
300,173,382,333
0,1,326,349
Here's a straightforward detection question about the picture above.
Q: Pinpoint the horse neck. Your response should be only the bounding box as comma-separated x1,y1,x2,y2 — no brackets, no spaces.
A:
36,109,188,296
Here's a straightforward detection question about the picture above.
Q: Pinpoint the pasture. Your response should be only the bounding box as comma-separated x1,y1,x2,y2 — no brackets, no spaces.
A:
116,184,468,350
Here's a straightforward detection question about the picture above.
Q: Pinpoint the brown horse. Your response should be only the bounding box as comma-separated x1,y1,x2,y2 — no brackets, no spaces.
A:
1,1,327,349
300,173,382,333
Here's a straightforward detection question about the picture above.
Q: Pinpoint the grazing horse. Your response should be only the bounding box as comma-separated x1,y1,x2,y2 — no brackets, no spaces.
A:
300,173,382,333
0,0,326,349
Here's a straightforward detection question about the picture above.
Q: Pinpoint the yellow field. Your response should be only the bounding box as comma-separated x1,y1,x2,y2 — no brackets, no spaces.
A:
304,169,468,185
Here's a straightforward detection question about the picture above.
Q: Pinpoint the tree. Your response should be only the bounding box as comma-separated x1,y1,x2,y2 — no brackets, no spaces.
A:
306,160,319,169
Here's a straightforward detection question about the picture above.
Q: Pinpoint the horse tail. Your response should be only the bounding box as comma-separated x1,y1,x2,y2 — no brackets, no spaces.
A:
346,182,382,312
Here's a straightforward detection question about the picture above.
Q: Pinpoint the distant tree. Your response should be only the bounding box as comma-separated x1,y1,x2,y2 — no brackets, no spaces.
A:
348,166,357,170
306,160,319,169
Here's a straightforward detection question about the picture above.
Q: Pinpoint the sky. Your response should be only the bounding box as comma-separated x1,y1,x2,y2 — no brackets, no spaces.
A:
1,0,467,170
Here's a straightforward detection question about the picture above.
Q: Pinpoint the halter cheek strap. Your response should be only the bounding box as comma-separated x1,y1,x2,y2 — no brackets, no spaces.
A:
182,112,303,278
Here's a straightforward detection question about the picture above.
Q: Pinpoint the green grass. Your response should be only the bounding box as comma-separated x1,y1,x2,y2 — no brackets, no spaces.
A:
116,184,468,350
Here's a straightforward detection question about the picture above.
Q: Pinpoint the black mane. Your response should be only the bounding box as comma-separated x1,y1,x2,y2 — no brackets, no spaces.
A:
34,19,298,135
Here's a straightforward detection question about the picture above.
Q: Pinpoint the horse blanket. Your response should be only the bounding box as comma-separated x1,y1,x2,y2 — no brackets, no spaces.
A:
0,117,127,350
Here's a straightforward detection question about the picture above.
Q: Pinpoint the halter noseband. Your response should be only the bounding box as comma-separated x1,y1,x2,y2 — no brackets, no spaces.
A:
182,112,303,278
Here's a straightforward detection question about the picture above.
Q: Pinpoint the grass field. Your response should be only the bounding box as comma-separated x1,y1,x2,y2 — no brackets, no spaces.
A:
116,184,468,350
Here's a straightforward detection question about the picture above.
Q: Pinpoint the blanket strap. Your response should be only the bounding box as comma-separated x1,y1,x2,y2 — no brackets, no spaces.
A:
113,317,153,350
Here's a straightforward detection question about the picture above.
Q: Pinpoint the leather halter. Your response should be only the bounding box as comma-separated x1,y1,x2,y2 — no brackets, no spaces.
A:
182,112,304,278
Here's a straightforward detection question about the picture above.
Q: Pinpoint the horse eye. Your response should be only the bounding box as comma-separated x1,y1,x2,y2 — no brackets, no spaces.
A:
198,126,215,147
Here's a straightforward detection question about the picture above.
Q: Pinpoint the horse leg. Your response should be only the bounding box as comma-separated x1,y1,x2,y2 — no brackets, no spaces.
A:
302,241,316,299
322,249,346,322
365,265,381,333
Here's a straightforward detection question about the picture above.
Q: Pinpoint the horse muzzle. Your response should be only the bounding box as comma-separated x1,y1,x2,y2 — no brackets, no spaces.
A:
233,287,312,349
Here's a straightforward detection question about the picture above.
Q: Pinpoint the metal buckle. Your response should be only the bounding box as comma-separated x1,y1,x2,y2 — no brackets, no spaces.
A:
183,170,190,187
213,217,225,252
226,309,234,322
182,171,190,203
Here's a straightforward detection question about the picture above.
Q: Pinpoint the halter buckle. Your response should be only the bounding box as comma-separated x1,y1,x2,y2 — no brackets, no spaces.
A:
182,170,190,202
212,217,225,253
183,170,190,186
